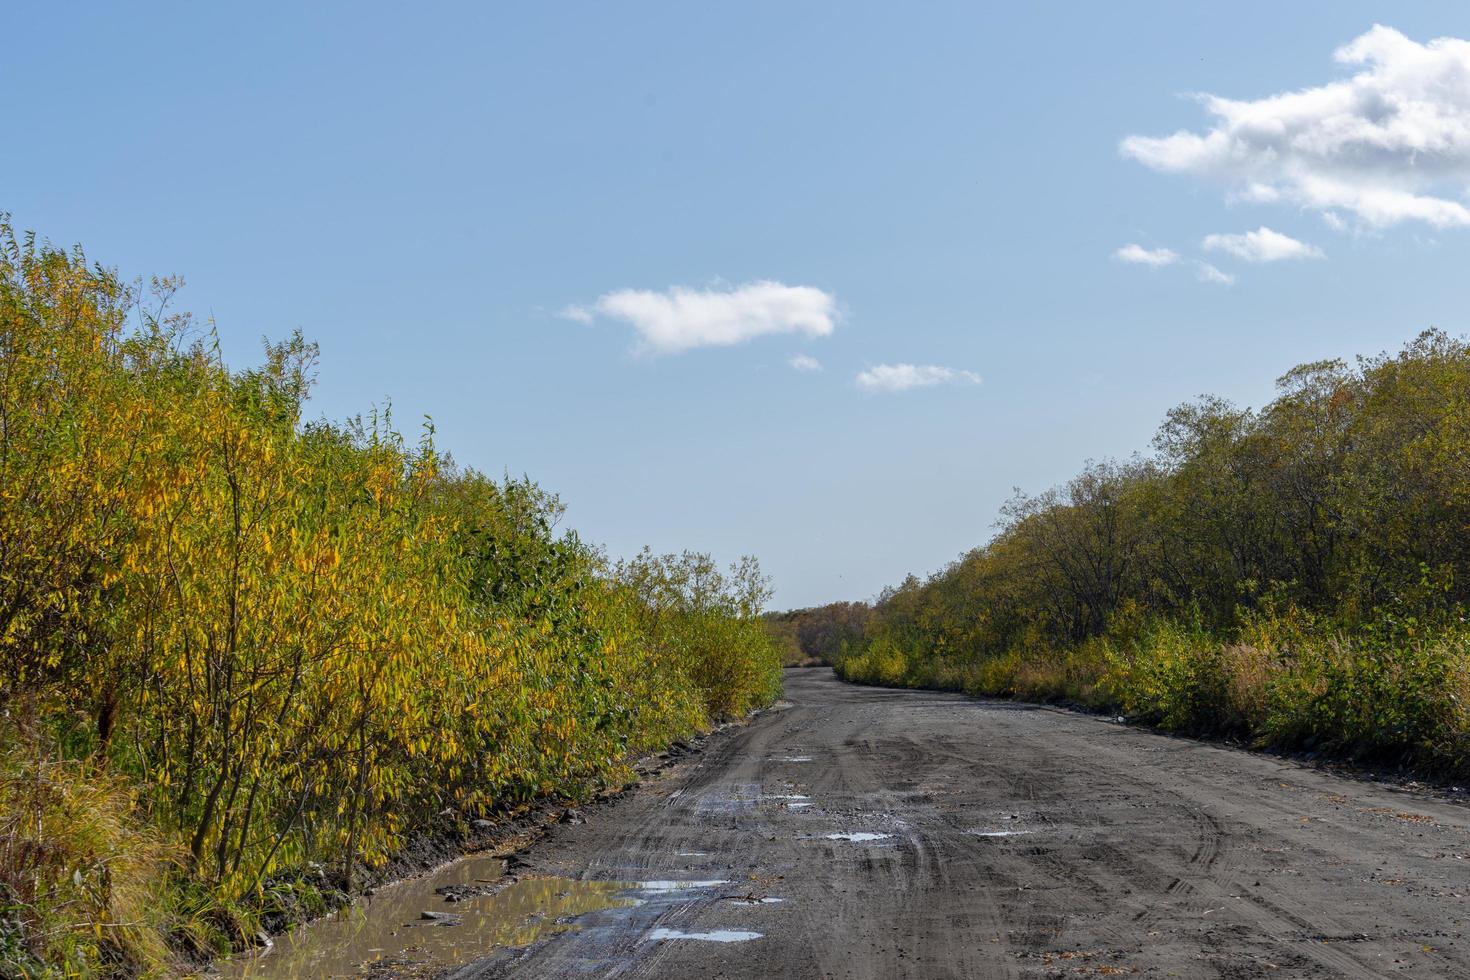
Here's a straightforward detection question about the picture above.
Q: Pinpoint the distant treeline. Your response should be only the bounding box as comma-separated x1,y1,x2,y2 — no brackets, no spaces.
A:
764,602,871,666
839,330,1470,779
0,223,781,977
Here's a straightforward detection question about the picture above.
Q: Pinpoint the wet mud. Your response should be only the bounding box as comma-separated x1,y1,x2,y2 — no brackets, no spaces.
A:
220,856,641,979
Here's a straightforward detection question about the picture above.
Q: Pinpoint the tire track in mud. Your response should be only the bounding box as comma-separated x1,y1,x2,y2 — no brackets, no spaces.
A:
449,669,1470,979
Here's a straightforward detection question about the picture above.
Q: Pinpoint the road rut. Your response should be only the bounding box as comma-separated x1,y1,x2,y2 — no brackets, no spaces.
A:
452,667,1470,978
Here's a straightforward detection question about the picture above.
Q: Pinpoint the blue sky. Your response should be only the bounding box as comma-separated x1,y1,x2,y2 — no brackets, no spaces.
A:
8,3,1470,608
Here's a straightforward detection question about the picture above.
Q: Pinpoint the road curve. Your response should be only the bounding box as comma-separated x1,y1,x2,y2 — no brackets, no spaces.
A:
452,667,1470,979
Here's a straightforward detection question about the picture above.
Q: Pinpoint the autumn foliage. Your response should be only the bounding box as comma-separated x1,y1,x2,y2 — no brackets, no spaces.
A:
839,331,1470,778
0,223,780,975
764,602,871,666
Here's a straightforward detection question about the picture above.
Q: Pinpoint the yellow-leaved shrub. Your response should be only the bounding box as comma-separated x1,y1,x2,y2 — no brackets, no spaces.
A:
0,221,782,976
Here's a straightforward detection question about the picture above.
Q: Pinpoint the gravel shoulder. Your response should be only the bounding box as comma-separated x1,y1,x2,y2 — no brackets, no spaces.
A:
451,667,1470,979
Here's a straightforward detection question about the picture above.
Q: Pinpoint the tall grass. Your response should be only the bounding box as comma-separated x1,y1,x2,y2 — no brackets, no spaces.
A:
0,727,174,976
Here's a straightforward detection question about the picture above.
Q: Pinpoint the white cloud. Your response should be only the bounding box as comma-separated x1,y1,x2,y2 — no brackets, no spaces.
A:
562,280,838,353
1202,227,1325,262
1114,243,1179,266
855,363,981,393
1122,25,1470,228
1194,261,1236,285
789,353,823,372
1115,242,1235,284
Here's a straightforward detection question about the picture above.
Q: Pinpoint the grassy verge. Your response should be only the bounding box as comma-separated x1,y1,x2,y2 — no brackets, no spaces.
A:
836,613,1470,779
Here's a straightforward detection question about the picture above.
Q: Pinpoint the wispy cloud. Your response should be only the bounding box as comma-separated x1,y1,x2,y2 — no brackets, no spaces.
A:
558,304,595,324
1114,243,1179,266
1122,25,1470,228
1194,261,1235,285
855,363,981,393
1202,227,1324,262
789,354,823,372
559,281,838,354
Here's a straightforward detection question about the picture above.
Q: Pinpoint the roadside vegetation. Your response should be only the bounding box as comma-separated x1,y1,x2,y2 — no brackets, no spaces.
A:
838,330,1470,779
0,222,781,977
764,602,870,666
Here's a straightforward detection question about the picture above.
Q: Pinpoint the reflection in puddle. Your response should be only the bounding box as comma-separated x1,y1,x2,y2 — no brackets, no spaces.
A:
694,782,761,813
638,879,730,892
787,802,813,809
647,928,763,943
972,829,1031,838
773,756,813,763
220,856,638,979
821,832,891,842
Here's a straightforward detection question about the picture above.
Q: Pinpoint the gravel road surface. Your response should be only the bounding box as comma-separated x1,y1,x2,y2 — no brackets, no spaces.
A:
452,667,1470,979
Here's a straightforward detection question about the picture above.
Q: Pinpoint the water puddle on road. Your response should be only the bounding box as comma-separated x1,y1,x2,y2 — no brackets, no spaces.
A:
647,928,763,943
637,879,731,893
971,829,1031,838
820,832,892,842
219,856,639,979
765,794,810,801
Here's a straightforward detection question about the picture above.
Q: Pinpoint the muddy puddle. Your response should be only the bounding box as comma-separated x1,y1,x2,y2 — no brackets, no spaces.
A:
219,855,639,979
647,928,762,943
819,832,892,842
637,879,730,892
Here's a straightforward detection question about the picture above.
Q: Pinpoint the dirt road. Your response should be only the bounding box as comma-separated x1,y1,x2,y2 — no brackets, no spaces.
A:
452,668,1470,979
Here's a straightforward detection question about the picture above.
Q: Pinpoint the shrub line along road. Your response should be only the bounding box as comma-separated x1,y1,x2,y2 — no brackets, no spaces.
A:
454,668,1470,979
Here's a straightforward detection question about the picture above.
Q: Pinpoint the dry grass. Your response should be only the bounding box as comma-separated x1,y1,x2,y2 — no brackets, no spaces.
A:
1,727,177,978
